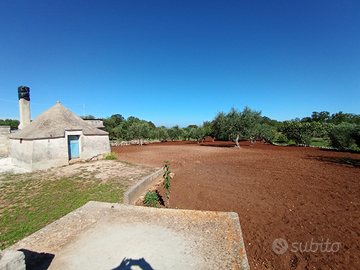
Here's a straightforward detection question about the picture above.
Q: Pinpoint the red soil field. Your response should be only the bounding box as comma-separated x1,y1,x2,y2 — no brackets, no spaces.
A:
112,140,360,269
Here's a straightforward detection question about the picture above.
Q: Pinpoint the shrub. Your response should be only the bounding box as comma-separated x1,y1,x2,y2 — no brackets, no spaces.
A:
143,191,159,207
282,121,323,146
277,134,288,144
104,152,118,160
328,123,359,150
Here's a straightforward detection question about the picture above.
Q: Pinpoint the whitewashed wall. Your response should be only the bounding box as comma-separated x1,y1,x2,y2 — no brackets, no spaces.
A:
10,137,69,171
82,135,110,159
9,132,110,171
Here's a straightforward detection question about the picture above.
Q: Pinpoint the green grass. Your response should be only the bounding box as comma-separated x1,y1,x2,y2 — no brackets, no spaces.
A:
273,134,331,147
310,137,331,147
0,175,126,249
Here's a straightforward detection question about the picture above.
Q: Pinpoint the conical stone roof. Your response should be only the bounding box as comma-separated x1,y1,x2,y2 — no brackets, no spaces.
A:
10,101,108,139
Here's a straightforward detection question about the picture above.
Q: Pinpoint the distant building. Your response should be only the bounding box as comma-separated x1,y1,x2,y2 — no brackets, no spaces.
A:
9,87,110,171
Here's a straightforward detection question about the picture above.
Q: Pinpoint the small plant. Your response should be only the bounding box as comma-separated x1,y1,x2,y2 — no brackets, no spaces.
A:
104,152,118,160
143,191,159,207
163,160,172,207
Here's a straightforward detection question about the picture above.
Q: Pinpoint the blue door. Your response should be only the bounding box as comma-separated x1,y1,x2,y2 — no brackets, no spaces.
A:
68,135,80,159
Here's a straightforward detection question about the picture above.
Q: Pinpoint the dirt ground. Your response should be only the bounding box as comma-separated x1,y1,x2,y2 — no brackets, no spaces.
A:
0,160,155,186
112,140,360,270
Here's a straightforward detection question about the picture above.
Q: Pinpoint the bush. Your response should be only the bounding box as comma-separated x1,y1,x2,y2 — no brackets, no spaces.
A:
276,134,288,144
104,152,118,160
328,123,359,150
143,191,159,207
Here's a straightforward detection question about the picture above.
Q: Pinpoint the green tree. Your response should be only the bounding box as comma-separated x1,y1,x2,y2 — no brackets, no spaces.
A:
102,114,125,140
81,115,95,119
213,106,262,148
282,121,326,146
311,111,330,122
183,125,198,140
202,121,212,141
328,123,360,150
211,111,229,141
113,123,126,140
0,119,20,130
187,125,198,129
256,124,276,144
182,128,190,141
151,127,168,141
111,114,125,124
168,125,182,141
127,121,150,146
189,126,206,144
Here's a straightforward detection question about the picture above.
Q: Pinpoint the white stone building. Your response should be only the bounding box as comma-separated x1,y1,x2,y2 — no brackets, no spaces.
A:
9,101,110,171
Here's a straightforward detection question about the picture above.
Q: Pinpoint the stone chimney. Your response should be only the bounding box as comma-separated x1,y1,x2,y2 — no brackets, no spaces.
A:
18,86,31,130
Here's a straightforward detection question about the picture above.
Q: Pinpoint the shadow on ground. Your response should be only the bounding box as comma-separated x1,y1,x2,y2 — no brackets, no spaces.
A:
112,257,154,270
306,155,359,168
19,249,54,270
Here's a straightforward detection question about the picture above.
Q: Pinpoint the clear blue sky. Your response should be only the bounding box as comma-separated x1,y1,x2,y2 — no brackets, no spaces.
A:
1,0,359,127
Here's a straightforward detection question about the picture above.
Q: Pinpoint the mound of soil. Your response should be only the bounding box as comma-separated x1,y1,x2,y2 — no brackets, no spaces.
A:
112,141,360,269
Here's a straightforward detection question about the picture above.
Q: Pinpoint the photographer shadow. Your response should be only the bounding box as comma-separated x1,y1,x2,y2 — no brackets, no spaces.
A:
112,257,154,270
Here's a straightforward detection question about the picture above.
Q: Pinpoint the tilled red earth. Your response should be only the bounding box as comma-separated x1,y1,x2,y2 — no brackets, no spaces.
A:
112,140,360,269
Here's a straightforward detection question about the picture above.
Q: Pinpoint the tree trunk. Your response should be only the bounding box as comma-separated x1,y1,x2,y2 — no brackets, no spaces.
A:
250,137,256,146
234,134,241,148
139,138,142,146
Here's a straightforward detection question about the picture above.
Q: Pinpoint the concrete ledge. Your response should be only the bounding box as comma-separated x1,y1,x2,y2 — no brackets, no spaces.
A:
123,168,163,205
10,201,250,269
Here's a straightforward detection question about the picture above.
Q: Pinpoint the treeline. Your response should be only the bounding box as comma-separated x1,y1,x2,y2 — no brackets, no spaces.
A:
2,108,358,150
89,114,213,145
0,119,19,130
96,108,360,151
280,111,360,150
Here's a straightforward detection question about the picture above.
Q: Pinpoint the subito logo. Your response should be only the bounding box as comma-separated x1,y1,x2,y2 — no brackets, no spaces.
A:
272,238,288,254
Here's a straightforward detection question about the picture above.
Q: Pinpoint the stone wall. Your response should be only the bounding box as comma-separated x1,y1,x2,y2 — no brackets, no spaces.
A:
110,139,152,146
0,126,10,158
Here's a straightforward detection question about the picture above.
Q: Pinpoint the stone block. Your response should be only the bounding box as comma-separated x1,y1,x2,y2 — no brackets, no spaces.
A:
0,249,25,270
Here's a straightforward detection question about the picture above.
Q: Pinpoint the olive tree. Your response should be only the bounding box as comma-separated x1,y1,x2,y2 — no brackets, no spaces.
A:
168,125,182,141
213,106,262,148
189,126,206,144
151,126,168,141
282,121,327,146
328,123,360,150
127,121,151,146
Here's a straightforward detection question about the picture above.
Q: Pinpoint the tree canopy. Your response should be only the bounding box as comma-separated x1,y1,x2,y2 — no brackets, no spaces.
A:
212,106,262,148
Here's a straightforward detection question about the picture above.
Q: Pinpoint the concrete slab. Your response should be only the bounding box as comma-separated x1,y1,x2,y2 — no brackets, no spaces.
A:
10,201,250,270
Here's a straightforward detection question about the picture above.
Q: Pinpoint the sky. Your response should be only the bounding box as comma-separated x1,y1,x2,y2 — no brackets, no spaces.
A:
0,0,359,127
